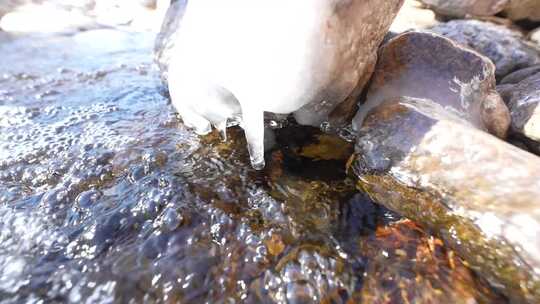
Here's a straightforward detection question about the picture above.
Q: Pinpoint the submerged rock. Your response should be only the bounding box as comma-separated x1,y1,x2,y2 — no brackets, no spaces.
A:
430,20,540,80
350,96,540,303
155,0,403,169
356,218,507,303
498,68,540,146
419,0,508,18
353,31,510,138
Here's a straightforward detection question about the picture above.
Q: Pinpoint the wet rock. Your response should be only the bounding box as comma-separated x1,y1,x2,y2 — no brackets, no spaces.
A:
357,219,507,303
338,195,506,303
499,64,540,85
498,69,540,145
155,0,404,168
419,0,508,18
353,31,510,138
430,20,540,80
351,96,540,303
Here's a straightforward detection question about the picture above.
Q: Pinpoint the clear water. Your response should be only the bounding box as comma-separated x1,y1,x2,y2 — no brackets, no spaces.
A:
0,28,506,303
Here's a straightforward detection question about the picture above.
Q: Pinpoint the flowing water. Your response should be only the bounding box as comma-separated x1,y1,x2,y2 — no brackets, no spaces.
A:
0,28,507,303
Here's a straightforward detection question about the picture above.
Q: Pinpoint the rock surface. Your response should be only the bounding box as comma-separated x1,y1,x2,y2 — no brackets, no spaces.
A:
419,0,508,18
353,31,510,138
499,65,540,85
350,96,540,303
155,0,404,169
354,218,507,303
430,20,540,80
503,0,540,22
419,0,540,21
498,68,540,145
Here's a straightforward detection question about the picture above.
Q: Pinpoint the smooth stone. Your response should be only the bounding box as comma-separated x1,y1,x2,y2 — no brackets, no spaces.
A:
351,96,540,303
498,69,540,144
503,0,540,22
419,0,540,21
430,20,540,80
353,31,510,138
155,0,403,169
419,0,508,18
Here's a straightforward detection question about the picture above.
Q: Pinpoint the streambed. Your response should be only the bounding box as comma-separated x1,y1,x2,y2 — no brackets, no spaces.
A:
0,28,506,303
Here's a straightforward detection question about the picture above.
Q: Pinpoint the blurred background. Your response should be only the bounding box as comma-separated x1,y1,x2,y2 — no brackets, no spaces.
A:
0,0,440,35
0,0,170,33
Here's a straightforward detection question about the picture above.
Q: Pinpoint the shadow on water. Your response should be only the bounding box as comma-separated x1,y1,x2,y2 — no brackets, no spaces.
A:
0,29,506,303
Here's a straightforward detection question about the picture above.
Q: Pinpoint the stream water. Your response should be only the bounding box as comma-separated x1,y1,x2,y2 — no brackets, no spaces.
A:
0,28,507,303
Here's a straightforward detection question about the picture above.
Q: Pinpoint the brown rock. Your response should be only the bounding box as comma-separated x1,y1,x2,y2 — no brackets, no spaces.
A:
351,96,540,303
357,219,508,304
289,0,406,128
503,0,540,22
353,31,510,138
